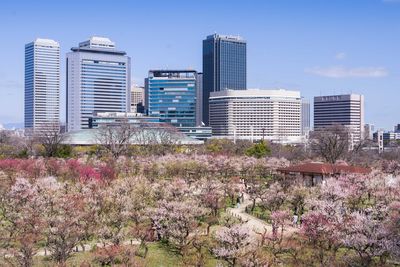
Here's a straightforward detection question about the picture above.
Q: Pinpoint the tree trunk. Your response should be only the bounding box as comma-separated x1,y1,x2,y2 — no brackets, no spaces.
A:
251,199,256,212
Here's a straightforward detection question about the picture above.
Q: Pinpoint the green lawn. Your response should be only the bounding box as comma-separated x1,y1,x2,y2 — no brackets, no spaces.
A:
0,242,222,267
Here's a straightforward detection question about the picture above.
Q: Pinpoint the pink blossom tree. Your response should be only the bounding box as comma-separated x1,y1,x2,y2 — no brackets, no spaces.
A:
342,211,392,266
301,210,343,265
38,179,89,265
150,199,208,254
0,178,45,267
213,224,253,267
259,182,287,214
96,179,132,246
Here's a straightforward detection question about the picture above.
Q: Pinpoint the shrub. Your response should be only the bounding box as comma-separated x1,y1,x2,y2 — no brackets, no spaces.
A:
245,140,271,158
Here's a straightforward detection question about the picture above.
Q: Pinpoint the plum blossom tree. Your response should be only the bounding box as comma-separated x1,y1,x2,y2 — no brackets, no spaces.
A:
270,210,290,241
301,210,343,266
386,201,400,260
0,178,45,267
244,175,268,212
287,185,308,216
259,182,287,214
96,178,133,246
125,177,156,258
213,224,253,267
198,178,225,217
342,211,392,266
150,199,208,254
38,178,89,265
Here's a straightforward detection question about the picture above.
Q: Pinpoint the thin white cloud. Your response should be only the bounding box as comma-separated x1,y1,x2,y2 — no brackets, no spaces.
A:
335,52,346,60
305,66,388,78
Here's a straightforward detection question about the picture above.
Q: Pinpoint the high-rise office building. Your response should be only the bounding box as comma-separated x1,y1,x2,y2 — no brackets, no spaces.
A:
209,89,302,143
131,85,145,113
202,34,246,125
25,38,60,132
145,70,197,127
301,98,311,135
196,72,203,126
66,37,131,131
314,94,364,143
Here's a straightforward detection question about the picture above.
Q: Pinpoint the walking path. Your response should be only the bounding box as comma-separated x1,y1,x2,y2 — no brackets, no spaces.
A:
226,195,298,237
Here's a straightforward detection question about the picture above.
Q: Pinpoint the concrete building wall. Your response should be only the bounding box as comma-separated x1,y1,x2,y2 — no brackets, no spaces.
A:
209,89,302,143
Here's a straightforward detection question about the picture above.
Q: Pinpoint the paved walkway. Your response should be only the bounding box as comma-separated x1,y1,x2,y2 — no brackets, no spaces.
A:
226,195,298,238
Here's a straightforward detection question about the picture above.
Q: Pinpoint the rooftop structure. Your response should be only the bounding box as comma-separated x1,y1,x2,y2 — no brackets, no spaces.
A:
79,36,116,50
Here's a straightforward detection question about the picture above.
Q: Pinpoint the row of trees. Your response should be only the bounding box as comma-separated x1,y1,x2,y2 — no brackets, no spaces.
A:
1,122,399,166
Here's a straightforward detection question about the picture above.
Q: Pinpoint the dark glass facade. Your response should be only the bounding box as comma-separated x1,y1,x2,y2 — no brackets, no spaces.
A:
146,70,197,127
202,34,246,125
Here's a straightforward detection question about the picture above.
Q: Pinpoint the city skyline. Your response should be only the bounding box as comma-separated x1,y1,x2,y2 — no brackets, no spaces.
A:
1,0,400,129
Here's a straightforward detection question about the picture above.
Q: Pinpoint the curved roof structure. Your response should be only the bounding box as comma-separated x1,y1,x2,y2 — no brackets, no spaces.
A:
277,162,371,176
62,128,203,145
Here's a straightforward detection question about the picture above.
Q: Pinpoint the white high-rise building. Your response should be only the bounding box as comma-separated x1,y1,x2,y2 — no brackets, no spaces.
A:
209,89,302,143
314,94,364,143
24,38,60,132
66,37,131,131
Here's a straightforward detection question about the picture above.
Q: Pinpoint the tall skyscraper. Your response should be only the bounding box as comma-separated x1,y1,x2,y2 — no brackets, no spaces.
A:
145,70,197,127
25,38,60,132
195,72,203,126
209,89,302,143
301,98,311,135
314,94,364,143
66,37,131,131
202,34,246,125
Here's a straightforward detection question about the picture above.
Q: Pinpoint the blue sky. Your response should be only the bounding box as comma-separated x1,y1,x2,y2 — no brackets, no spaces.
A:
0,0,399,129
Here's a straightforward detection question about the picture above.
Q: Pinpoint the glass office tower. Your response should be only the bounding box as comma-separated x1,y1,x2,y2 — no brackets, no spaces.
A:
25,38,60,132
66,37,131,131
202,34,246,125
145,70,197,127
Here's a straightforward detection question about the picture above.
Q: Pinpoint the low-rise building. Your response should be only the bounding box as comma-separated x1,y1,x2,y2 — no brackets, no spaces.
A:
373,131,400,143
87,112,211,140
88,112,160,128
278,162,371,186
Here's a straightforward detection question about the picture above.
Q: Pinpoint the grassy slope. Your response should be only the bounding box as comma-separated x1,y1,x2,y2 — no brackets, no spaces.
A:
2,242,222,267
